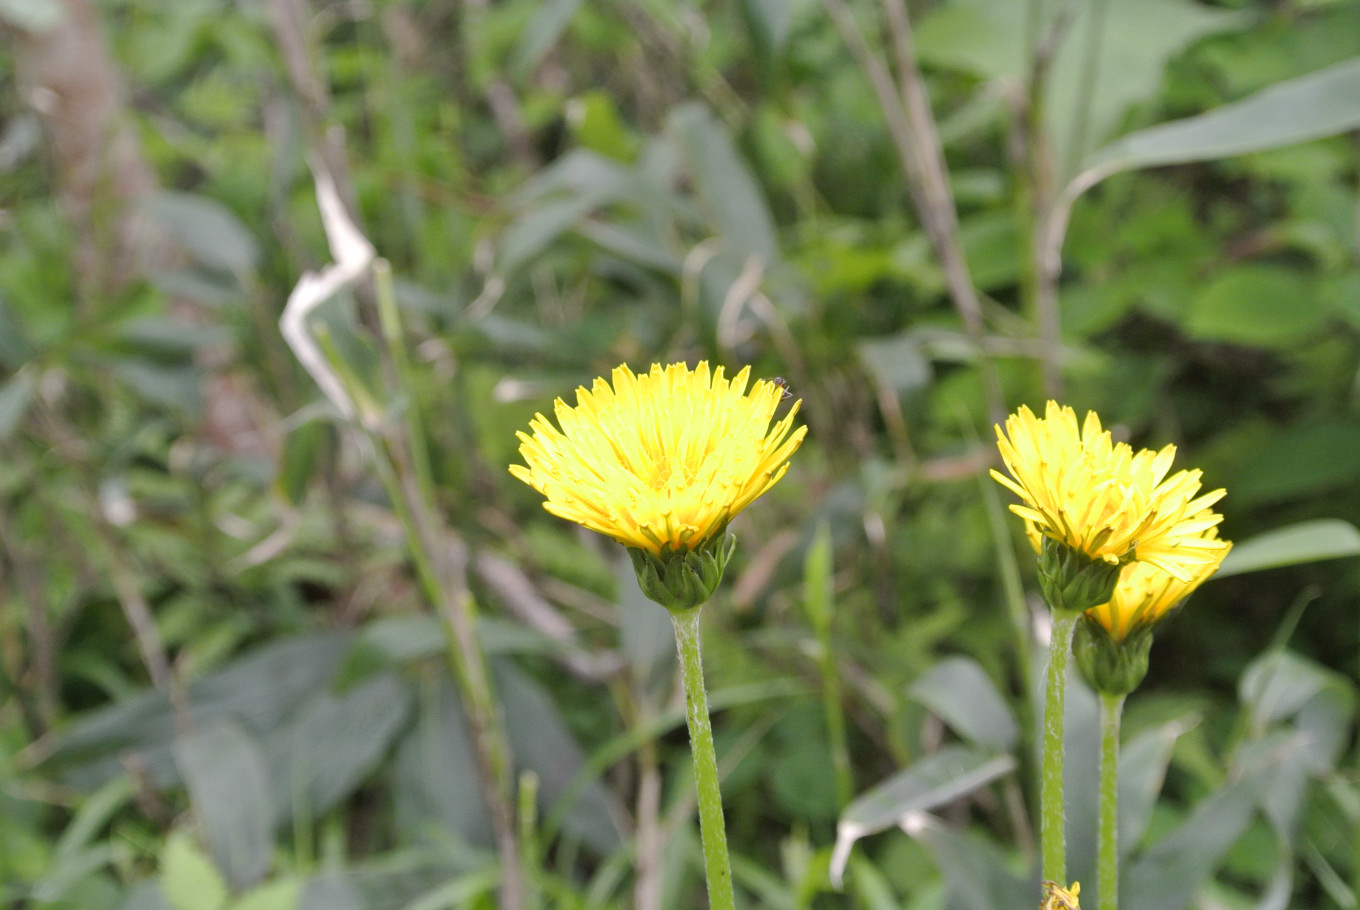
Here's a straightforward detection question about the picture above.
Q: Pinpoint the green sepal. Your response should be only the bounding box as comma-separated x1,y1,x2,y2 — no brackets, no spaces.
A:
1073,613,1153,697
628,533,737,613
1037,534,1126,614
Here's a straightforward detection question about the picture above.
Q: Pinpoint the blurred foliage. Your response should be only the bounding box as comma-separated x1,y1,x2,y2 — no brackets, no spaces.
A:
1,0,1359,907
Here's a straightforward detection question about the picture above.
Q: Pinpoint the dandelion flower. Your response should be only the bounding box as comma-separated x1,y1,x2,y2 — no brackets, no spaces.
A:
1087,520,1230,643
992,402,1228,583
510,361,806,558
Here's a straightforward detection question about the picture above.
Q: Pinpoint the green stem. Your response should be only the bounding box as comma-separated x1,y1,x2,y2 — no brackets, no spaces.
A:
806,523,853,807
373,259,437,506
670,608,736,910
1042,610,1078,887
1098,692,1125,910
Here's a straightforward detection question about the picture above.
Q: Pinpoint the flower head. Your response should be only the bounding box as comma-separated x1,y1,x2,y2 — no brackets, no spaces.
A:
1086,520,1230,643
510,361,806,558
992,402,1227,582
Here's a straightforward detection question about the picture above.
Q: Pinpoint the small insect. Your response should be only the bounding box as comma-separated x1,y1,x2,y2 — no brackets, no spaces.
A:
769,376,794,401
1040,880,1081,910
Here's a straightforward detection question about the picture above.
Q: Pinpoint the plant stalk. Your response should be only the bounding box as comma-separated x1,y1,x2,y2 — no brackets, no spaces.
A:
670,608,735,910
331,277,524,910
1098,692,1125,910
1042,609,1078,887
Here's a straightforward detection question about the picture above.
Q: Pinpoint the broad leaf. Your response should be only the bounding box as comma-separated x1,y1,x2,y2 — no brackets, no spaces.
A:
1080,57,1360,182
161,831,229,910
1217,519,1360,577
174,721,273,891
908,657,1018,752
1124,780,1258,910
669,103,779,262
830,745,1015,884
917,0,1245,176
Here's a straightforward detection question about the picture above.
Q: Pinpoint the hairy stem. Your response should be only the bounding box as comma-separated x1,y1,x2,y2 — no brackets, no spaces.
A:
1042,610,1078,886
670,608,735,910
1098,692,1125,910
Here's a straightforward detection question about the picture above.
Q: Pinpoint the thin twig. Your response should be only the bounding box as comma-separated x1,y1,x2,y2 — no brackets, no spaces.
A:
1025,10,1076,399
824,0,1005,425
90,508,171,690
264,0,358,217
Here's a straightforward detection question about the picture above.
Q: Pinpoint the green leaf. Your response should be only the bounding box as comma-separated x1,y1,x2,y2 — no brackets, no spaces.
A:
267,673,413,824
740,0,794,57
1184,266,1322,348
0,369,32,440
1124,779,1259,910
0,0,63,32
857,335,932,398
830,746,1016,883
497,662,626,854
566,91,639,162
909,824,1028,910
118,881,175,910
174,721,273,891
1232,422,1360,506
1081,57,1360,180
802,522,834,635
46,633,351,792
297,875,366,910
143,191,259,278
276,418,328,506
917,0,1245,175
229,877,302,910
1240,651,1355,754
1217,519,1360,577
509,0,583,81
498,196,598,275
161,830,229,910
32,780,129,905
1119,718,1194,855
52,777,134,864
669,103,779,262
908,657,1018,752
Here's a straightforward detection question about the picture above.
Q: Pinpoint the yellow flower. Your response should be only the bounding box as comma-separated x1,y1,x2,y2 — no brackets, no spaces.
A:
510,361,806,557
992,401,1228,582
1087,520,1231,643
1041,880,1081,910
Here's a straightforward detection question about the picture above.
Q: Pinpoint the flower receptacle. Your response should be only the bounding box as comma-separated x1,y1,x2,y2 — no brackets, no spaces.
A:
629,533,737,613
1073,613,1153,697
1038,535,1126,615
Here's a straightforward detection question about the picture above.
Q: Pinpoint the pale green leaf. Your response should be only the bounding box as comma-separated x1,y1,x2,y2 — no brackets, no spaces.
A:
1184,266,1322,348
229,878,302,910
917,0,1245,175
509,0,583,81
143,191,258,277
908,658,1017,752
1218,519,1360,577
1081,57,1360,179
669,103,779,262
174,722,273,891
161,831,229,910
830,746,1015,884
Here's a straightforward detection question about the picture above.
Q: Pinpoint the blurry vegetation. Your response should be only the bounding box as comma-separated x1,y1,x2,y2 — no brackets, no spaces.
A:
1,0,1359,908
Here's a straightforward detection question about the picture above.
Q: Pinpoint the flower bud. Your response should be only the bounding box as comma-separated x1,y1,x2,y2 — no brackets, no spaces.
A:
1073,613,1152,697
